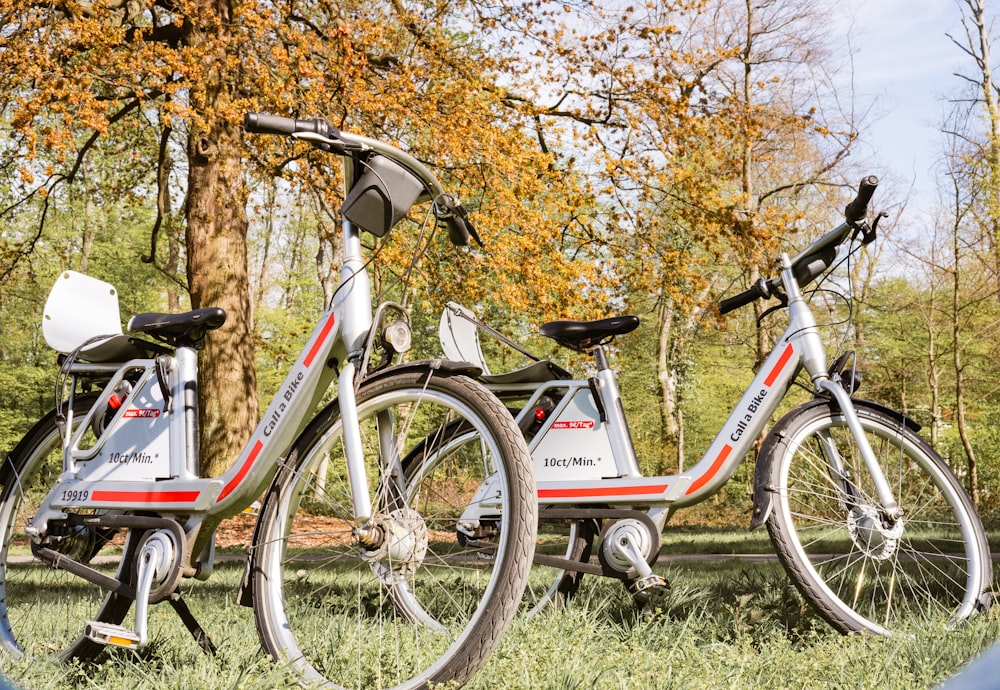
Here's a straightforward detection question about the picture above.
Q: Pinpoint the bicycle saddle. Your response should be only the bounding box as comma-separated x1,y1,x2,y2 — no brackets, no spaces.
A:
128,307,227,348
539,315,640,352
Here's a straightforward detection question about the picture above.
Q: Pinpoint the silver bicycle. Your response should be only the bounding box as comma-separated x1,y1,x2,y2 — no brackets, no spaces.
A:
0,113,537,690
438,177,993,635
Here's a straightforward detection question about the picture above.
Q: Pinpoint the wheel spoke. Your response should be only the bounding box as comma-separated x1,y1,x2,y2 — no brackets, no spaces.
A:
0,395,133,662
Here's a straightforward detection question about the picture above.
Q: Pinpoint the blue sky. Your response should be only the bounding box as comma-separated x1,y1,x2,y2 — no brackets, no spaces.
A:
844,0,972,206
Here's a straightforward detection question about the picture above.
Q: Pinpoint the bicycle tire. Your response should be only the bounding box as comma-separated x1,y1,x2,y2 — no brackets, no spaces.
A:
0,395,136,661
762,399,992,635
249,367,536,690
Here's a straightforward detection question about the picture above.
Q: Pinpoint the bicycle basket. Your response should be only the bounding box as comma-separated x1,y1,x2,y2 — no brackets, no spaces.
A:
340,154,424,237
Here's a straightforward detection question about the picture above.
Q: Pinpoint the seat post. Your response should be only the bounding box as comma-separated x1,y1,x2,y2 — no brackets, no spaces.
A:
588,345,643,478
171,346,201,479
592,344,611,372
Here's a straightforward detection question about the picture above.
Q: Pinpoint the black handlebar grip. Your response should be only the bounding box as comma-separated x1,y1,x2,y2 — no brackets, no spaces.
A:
243,113,335,139
844,175,879,225
718,281,768,315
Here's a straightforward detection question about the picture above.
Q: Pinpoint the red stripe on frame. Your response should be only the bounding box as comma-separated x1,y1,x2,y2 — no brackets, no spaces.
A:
304,313,337,368
763,343,795,387
217,439,264,502
538,483,669,500
686,444,732,495
91,490,201,503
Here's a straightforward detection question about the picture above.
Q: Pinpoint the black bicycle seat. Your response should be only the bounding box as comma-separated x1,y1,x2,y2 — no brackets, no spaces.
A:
539,315,640,352
127,307,227,348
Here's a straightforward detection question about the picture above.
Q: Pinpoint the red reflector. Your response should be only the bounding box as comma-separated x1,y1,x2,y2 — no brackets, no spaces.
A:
534,407,546,422
108,394,123,409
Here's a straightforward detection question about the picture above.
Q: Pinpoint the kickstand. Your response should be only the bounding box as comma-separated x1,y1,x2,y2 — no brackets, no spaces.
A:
168,592,217,655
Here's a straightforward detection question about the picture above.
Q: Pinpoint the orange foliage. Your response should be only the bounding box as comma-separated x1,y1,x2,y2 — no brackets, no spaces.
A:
1,0,857,320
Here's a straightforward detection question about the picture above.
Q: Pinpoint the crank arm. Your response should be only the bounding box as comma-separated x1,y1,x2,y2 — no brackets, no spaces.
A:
33,514,186,601
464,537,605,576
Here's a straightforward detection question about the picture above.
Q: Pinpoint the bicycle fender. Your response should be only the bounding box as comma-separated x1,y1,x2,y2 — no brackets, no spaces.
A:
750,439,779,531
749,396,921,531
361,359,484,385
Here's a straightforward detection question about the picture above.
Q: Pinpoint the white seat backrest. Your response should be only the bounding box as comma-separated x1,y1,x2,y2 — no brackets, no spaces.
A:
43,271,123,354
438,302,491,375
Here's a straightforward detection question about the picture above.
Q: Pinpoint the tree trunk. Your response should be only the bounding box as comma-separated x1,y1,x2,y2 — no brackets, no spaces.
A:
254,184,276,315
968,1,1000,238
952,225,979,507
656,299,680,472
158,137,183,312
926,323,940,447
954,354,979,507
184,1,258,477
959,0,1000,278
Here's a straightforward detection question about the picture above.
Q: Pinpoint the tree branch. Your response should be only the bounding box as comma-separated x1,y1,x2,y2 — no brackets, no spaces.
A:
143,123,173,263
0,97,144,283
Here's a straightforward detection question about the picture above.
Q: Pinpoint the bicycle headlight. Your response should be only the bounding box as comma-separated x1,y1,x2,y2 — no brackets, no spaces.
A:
382,319,412,354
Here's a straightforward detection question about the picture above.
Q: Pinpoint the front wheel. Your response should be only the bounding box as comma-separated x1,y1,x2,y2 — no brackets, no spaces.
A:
249,368,536,690
762,400,991,635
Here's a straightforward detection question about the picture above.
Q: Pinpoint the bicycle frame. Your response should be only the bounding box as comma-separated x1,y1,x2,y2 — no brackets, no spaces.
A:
485,241,899,528
27,131,446,567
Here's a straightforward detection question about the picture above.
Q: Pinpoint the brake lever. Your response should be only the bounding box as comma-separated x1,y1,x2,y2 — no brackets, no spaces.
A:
434,194,484,247
852,211,886,246
291,131,362,155
867,211,888,243
756,290,788,327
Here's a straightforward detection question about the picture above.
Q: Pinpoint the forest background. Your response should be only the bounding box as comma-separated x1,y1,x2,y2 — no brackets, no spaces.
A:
2,0,1000,523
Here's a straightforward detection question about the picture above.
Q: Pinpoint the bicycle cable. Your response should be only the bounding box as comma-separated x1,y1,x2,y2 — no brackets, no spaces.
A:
52,333,123,430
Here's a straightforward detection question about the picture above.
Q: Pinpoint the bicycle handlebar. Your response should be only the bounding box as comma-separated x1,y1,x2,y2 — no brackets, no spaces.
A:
718,279,770,315
243,112,480,246
718,176,879,315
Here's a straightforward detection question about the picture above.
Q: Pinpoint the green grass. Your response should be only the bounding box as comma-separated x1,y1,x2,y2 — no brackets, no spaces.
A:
475,559,1000,690
2,532,998,690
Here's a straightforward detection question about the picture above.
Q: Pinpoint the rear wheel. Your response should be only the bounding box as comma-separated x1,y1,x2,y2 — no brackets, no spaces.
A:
250,369,536,690
402,425,602,616
0,396,134,660
763,400,991,635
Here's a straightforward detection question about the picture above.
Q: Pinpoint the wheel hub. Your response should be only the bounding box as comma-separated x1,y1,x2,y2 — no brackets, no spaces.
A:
364,508,429,582
847,505,904,560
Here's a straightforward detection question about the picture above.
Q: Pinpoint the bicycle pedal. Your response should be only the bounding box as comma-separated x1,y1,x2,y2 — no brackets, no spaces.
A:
83,621,142,649
629,574,670,605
